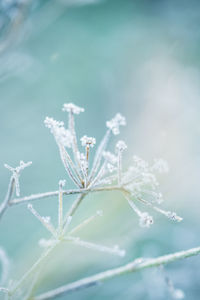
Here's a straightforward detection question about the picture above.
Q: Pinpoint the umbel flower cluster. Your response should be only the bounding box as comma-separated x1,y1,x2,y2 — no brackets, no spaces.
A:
0,103,186,300
44,103,182,228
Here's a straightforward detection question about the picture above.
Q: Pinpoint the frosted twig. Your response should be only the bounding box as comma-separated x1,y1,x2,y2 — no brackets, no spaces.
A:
4,161,32,197
137,197,183,222
9,185,126,206
68,210,103,235
89,129,111,182
65,236,125,257
0,176,15,221
33,246,200,300
59,145,82,188
58,180,65,234
28,204,57,238
63,193,87,232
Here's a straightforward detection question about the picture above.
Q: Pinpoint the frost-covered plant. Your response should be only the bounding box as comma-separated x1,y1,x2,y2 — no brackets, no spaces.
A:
0,103,199,300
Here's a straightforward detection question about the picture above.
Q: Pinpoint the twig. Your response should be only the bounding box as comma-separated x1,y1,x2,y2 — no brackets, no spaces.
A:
0,176,15,221
33,246,200,300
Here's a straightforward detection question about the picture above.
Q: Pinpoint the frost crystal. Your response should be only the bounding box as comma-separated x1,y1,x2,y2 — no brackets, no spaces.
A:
166,211,183,222
116,140,127,152
80,136,96,148
62,103,84,114
4,161,32,196
44,117,73,148
139,212,154,228
106,113,126,135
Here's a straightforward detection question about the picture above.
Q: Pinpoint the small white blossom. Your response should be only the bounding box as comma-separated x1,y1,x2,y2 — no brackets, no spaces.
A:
151,158,169,173
139,212,154,228
106,113,126,135
80,135,96,148
62,103,84,114
116,140,127,152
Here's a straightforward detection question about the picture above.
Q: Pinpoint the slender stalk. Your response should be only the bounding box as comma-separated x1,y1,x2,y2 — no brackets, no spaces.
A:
63,193,86,231
89,129,111,182
68,211,102,235
34,246,200,300
10,242,59,296
0,176,15,221
58,183,63,234
9,185,127,206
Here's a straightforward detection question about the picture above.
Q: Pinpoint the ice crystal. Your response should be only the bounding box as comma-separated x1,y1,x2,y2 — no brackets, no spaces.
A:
4,160,32,196
80,135,96,147
116,140,127,152
44,117,72,148
106,113,126,135
139,212,154,228
62,103,84,114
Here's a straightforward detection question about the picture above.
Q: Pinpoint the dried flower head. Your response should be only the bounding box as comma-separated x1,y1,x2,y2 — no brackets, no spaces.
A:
80,136,96,148
116,140,127,152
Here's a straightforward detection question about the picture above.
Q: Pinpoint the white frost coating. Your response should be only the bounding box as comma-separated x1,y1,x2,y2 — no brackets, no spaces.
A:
115,140,127,152
44,117,73,148
27,204,57,236
0,247,10,285
139,212,154,228
106,113,126,135
80,136,96,148
4,161,32,196
67,237,125,257
62,103,84,115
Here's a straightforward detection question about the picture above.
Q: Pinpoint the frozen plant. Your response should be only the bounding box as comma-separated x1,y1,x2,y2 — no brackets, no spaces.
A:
0,103,199,300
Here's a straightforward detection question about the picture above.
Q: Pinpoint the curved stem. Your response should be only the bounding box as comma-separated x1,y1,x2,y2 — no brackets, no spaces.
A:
34,246,200,300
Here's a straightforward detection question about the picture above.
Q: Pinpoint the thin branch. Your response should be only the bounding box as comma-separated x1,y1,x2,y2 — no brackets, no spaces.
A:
9,185,126,206
0,176,15,221
34,246,200,300
63,193,86,232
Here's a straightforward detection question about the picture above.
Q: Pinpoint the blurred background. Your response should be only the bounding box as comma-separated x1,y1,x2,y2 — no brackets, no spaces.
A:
0,0,200,299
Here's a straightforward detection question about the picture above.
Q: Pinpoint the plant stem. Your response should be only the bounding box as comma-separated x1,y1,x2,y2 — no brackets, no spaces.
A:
34,246,200,300
0,176,15,221
63,193,86,231
10,242,59,296
9,186,126,206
